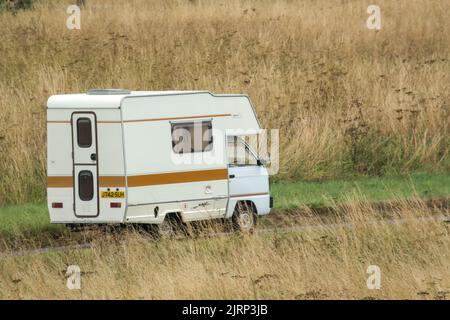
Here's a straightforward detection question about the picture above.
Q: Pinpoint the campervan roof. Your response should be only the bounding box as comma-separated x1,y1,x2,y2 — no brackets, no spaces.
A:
46,90,230,109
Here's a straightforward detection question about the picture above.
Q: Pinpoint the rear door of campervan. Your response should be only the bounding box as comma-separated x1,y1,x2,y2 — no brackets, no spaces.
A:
71,112,99,217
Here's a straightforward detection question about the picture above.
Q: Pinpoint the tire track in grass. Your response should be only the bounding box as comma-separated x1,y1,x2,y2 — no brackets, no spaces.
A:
2,213,449,258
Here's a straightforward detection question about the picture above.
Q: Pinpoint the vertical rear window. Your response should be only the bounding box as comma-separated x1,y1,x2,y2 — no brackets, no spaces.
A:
77,118,92,147
78,170,94,201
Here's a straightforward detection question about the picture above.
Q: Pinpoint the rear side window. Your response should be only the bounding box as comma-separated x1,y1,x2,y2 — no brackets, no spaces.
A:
171,120,213,154
77,118,92,147
78,170,94,201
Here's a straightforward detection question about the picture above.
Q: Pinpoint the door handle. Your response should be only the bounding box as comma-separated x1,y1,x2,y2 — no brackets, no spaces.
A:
90,153,97,161
229,174,235,179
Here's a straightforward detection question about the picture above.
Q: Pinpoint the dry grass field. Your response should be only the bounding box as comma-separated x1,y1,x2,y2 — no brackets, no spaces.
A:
1,198,449,299
1,0,450,300
0,0,449,204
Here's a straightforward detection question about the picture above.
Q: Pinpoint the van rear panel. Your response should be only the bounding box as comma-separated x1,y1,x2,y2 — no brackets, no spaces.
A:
47,108,126,223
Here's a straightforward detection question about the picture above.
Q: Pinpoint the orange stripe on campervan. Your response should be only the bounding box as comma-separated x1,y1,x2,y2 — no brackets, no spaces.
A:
122,113,232,123
47,169,228,188
47,176,126,188
48,114,232,124
47,176,73,188
230,192,269,198
127,169,228,187
98,176,126,187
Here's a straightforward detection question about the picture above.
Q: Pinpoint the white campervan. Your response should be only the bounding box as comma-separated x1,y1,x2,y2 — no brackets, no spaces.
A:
47,89,272,236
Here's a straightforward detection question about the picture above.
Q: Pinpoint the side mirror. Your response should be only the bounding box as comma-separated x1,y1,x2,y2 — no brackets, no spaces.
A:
257,158,270,166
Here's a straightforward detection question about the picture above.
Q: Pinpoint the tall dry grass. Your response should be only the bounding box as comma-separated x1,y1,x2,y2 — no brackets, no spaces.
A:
0,0,449,204
1,198,449,299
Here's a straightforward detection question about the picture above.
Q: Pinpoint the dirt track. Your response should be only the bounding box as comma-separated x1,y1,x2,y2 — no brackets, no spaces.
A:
2,198,449,257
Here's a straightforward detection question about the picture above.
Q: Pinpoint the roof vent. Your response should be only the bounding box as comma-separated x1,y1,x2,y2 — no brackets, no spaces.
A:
87,89,131,95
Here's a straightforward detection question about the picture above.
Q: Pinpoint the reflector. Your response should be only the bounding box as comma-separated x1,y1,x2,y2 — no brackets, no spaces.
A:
110,202,121,208
52,202,63,208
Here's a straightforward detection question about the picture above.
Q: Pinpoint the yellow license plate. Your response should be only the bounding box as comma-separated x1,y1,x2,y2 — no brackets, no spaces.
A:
101,191,125,198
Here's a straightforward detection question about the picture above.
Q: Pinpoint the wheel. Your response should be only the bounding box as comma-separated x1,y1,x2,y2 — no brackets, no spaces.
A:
156,215,183,239
65,223,85,232
65,223,78,232
232,202,257,233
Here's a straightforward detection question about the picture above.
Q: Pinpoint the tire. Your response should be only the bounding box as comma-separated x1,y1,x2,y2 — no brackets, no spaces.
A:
156,215,182,239
65,223,86,232
232,202,257,233
65,224,78,232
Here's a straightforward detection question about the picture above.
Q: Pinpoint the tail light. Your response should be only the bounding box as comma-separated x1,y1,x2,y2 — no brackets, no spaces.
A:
52,202,63,208
110,202,121,208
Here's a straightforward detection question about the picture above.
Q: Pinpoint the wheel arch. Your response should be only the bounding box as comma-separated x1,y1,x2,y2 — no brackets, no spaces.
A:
227,199,257,218
162,210,184,223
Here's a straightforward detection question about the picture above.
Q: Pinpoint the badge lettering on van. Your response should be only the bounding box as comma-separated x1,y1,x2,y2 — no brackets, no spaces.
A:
101,191,125,198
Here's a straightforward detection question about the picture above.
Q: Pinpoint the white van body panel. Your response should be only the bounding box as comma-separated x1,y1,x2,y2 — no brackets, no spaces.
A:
47,90,271,225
